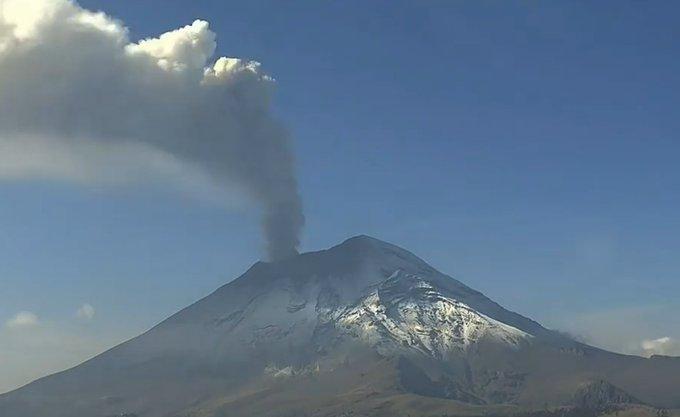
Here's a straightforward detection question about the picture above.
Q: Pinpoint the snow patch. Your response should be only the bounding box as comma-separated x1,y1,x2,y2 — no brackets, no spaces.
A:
330,270,530,358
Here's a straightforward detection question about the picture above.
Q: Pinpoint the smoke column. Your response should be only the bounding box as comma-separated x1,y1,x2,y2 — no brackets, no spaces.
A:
0,0,304,259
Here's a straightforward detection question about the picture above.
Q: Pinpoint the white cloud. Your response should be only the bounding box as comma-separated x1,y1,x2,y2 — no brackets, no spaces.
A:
0,0,303,260
548,304,680,358
641,337,680,357
125,19,216,72
5,311,39,329
76,303,95,320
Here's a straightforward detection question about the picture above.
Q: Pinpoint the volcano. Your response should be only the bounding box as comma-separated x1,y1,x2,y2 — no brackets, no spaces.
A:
2,235,679,417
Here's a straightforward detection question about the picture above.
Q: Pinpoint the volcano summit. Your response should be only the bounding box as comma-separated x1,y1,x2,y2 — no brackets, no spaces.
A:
2,236,679,417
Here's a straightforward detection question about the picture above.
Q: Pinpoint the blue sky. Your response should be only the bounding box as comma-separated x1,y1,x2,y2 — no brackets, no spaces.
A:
1,0,680,392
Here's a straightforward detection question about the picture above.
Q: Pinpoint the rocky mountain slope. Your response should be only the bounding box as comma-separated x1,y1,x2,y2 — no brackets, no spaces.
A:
1,235,679,417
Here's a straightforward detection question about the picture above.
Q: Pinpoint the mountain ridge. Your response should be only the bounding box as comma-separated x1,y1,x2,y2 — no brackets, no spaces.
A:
2,235,679,417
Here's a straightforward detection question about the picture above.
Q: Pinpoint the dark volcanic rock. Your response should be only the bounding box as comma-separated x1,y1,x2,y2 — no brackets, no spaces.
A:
573,380,641,409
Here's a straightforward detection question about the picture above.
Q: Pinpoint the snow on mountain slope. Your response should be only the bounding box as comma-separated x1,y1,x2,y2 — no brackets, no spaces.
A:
330,270,531,358
108,234,549,366
3,235,680,417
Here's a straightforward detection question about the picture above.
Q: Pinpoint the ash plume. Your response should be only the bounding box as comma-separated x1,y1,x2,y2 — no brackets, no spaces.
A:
0,0,304,259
